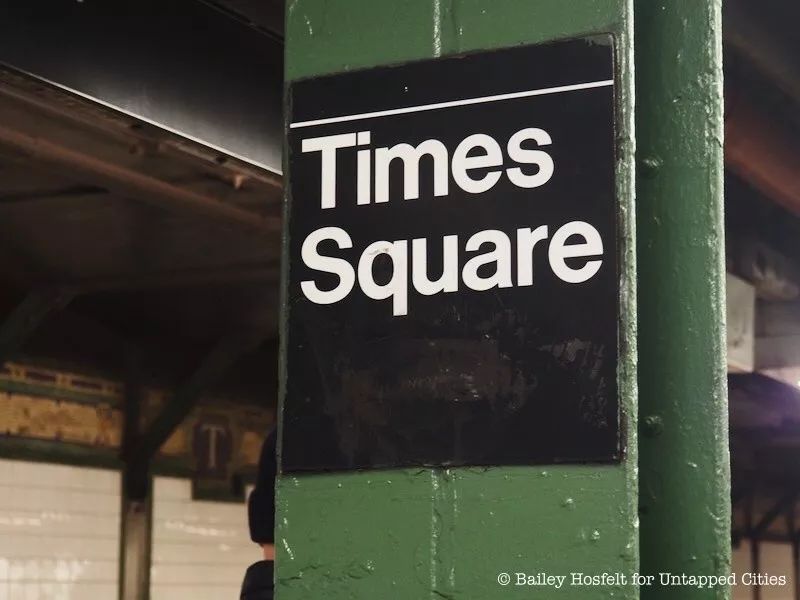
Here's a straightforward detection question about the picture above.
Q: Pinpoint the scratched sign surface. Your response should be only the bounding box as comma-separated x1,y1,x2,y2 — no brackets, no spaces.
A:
282,37,620,472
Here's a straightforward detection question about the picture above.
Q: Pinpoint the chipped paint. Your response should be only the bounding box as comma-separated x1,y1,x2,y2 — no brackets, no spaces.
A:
635,1,730,598
432,0,443,57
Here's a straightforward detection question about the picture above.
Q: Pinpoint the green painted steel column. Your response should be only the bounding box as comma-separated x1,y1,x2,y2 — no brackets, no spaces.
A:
279,2,637,598
635,1,730,599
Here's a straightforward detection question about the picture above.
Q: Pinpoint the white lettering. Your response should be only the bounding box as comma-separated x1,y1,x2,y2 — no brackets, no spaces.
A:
299,224,606,316
516,226,550,286
374,140,449,203
462,230,513,291
548,221,604,283
300,227,356,304
301,133,358,209
357,131,371,205
506,127,555,188
412,236,459,295
452,133,503,194
357,240,409,316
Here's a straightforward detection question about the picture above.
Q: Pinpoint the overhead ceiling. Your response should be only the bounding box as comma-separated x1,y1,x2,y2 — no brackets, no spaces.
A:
0,0,284,171
201,0,285,38
0,65,282,400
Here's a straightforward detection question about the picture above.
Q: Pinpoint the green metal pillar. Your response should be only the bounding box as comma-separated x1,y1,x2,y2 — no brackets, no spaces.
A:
279,1,637,598
635,1,730,599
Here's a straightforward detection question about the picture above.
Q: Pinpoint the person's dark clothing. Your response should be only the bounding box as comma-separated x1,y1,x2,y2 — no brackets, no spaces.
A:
248,430,276,544
241,430,276,599
240,560,274,600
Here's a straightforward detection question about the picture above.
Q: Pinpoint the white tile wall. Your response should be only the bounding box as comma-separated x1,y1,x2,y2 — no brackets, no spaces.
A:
0,461,257,599
150,477,259,600
0,459,120,600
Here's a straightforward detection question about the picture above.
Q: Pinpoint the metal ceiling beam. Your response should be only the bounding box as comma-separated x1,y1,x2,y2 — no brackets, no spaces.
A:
724,1,800,107
726,96,800,219
129,330,266,460
0,288,76,365
733,486,753,508
0,248,37,289
733,531,797,544
0,122,280,234
753,491,798,539
0,69,282,192
723,1,800,229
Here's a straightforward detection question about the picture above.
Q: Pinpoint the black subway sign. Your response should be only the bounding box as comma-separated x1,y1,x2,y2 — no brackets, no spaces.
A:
283,36,620,472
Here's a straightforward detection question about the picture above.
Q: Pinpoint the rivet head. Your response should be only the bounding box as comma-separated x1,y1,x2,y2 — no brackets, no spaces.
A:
642,415,664,437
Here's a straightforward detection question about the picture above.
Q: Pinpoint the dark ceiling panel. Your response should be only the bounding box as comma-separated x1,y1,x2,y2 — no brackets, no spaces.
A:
200,0,285,38
0,0,284,171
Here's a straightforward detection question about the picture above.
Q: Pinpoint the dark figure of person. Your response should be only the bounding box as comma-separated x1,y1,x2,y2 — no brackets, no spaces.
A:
240,430,276,599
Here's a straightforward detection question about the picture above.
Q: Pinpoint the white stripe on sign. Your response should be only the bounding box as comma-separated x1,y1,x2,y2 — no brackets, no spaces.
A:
289,79,614,129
